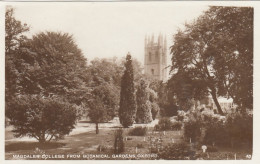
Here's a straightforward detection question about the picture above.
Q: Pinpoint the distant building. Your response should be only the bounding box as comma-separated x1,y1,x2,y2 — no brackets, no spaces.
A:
144,34,167,81
210,97,236,113
198,96,236,113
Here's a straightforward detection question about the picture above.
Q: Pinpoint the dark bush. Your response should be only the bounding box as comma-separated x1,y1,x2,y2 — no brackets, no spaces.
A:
171,121,182,131
158,142,195,160
128,126,147,136
154,117,172,131
203,119,229,146
114,129,124,153
225,112,253,148
183,118,201,143
206,145,218,152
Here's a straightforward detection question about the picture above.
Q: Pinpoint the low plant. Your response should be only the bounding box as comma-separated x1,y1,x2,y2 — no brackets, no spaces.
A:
128,126,147,136
154,117,172,131
171,121,182,131
158,142,195,160
97,145,108,152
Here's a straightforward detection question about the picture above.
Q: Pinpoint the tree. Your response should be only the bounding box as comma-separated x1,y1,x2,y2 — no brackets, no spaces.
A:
6,31,89,142
88,83,118,134
5,7,29,53
135,79,153,123
6,95,77,143
5,7,29,112
148,88,160,120
170,6,253,114
119,53,137,127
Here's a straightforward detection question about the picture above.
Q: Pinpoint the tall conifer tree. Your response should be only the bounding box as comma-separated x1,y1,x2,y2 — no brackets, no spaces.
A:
119,53,136,127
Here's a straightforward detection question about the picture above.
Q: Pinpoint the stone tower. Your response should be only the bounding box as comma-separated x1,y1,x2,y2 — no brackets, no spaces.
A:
144,34,167,81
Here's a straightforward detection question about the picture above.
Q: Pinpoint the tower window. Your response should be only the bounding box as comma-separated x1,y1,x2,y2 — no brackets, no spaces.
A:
151,69,154,75
156,51,159,61
149,52,152,61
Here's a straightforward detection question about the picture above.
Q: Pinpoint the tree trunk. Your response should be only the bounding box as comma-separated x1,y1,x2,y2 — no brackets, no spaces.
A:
96,123,99,134
210,90,224,115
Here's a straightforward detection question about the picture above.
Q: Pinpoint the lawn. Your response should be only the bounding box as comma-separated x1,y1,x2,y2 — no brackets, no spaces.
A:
5,123,252,160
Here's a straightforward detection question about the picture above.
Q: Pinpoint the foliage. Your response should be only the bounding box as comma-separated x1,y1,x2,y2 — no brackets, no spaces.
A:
170,7,253,114
158,142,195,160
128,126,147,136
183,111,202,143
148,88,160,120
87,97,105,134
202,111,229,146
177,110,186,121
5,7,29,53
97,145,108,152
151,102,160,120
119,53,137,127
114,129,125,153
225,112,253,148
88,57,123,88
6,95,77,143
5,7,29,115
5,13,89,139
154,117,173,131
89,83,118,121
135,79,153,123
158,82,179,117
171,121,182,131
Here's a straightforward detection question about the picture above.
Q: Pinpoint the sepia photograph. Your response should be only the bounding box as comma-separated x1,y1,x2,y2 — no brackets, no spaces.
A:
2,0,257,161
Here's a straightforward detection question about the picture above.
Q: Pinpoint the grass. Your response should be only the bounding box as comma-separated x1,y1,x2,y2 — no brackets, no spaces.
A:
5,126,252,160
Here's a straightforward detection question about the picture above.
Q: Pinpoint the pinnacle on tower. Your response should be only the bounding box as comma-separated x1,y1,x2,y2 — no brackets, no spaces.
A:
164,35,167,50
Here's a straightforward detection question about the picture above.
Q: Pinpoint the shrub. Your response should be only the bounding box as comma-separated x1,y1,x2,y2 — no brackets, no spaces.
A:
6,95,77,143
158,142,195,160
97,145,108,152
177,110,186,121
225,112,253,148
206,145,218,152
171,121,182,131
203,117,229,146
128,126,147,136
114,129,124,153
183,112,201,143
154,117,172,131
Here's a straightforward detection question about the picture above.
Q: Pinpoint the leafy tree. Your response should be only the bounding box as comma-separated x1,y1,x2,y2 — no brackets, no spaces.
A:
5,7,29,112
88,57,124,88
135,79,153,123
207,7,253,111
88,83,118,134
6,31,89,141
170,6,253,114
5,7,29,53
6,95,77,143
119,53,137,127
9,31,90,114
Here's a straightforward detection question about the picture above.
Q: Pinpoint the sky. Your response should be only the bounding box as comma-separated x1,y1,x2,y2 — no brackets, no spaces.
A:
12,2,209,66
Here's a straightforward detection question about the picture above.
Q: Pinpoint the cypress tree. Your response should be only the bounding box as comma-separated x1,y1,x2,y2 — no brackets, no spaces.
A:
135,79,153,123
119,53,137,128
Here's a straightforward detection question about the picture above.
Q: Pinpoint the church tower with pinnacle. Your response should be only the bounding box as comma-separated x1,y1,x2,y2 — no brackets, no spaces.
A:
144,34,167,81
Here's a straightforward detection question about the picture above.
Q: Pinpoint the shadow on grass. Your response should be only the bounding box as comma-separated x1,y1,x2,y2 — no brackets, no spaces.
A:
6,142,66,152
